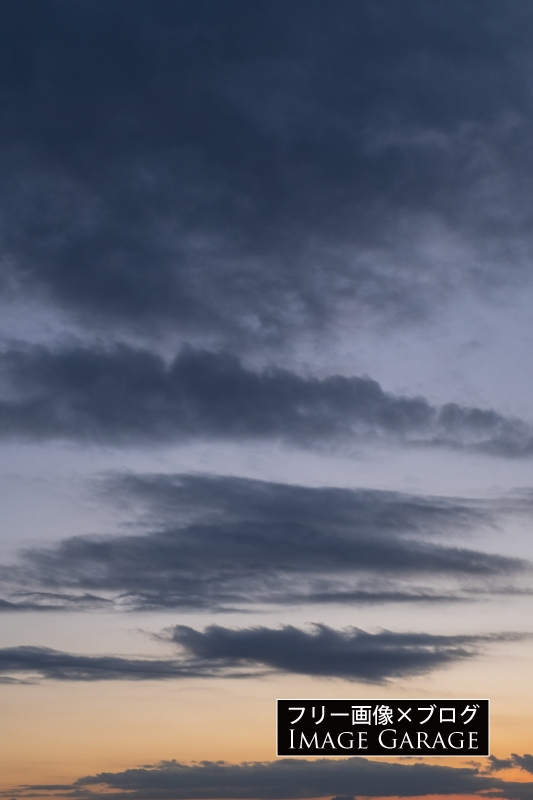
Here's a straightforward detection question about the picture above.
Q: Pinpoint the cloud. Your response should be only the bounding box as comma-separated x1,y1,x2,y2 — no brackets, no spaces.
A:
7,757,533,800
0,645,226,683
511,755,533,775
487,754,533,777
2,343,533,455
488,756,516,772
2,3,533,343
2,473,525,611
0,592,111,612
168,623,519,682
0,624,516,684
0,589,471,614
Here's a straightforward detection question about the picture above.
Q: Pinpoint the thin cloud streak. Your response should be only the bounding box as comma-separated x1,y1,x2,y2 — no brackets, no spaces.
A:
0,592,112,612
0,646,228,683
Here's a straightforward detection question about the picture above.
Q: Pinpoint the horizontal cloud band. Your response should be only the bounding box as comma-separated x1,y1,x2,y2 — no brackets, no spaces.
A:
0,625,523,683
8,756,533,800
1,344,532,455
1,473,526,611
167,623,521,681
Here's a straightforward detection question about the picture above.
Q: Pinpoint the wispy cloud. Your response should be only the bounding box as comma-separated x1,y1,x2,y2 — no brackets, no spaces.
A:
1,473,526,611
0,624,519,684
0,645,226,683
0,592,111,612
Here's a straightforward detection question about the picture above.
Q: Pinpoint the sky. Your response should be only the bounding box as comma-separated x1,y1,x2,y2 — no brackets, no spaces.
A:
1,1,533,797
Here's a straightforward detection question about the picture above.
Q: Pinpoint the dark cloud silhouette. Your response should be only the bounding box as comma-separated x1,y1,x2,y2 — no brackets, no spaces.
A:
512,755,533,775
2,343,533,455
8,757,533,800
487,754,533,777
3,473,525,611
488,756,516,772
0,625,514,683
168,623,518,682
2,2,533,343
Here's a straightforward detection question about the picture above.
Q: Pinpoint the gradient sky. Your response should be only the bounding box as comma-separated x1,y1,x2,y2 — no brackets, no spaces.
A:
1,2,533,798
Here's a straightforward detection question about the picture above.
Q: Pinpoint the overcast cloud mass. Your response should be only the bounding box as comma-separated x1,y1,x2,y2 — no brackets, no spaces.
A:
3,1,533,348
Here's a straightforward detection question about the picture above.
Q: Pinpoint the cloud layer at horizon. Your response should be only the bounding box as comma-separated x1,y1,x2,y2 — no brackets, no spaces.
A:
7,756,533,800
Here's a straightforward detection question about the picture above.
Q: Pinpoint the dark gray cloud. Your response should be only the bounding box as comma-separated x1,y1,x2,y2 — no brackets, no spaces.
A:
0,645,221,683
0,589,469,614
0,592,111,612
2,2,533,343
487,754,533,776
0,624,513,684
168,623,518,682
7,757,533,800
2,343,533,455
488,756,517,772
1,473,526,611
512,755,533,775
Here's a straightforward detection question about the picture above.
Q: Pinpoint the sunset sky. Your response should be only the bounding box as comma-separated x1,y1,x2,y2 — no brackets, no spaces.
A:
1,2,533,798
